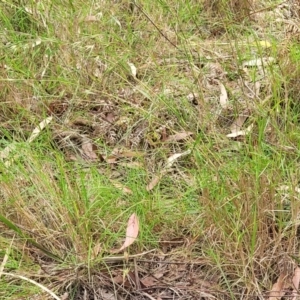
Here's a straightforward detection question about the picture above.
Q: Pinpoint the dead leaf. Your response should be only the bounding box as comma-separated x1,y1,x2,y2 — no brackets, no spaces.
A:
0,143,16,161
106,156,117,164
61,292,69,300
166,131,193,142
113,149,145,158
146,172,165,191
146,150,191,191
249,40,271,48
113,274,124,284
219,82,228,109
118,161,143,169
110,180,133,194
81,140,98,161
291,267,300,300
165,149,191,169
98,288,117,300
27,116,53,143
226,124,253,138
140,276,158,288
243,57,275,67
84,15,102,22
91,243,102,259
128,62,137,79
229,114,249,133
111,213,139,253
268,273,286,300
105,148,145,163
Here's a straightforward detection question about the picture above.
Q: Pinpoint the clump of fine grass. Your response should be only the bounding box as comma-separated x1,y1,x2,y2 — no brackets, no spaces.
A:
201,0,257,36
1,0,300,299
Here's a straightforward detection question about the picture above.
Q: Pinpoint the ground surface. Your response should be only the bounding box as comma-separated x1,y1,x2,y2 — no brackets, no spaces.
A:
1,0,300,299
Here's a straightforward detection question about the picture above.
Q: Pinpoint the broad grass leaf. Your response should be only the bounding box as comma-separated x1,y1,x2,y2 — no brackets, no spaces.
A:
111,213,139,254
0,214,61,262
0,214,23,236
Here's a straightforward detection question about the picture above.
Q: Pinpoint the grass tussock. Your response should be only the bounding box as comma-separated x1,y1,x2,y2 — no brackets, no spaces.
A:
1,0,300,299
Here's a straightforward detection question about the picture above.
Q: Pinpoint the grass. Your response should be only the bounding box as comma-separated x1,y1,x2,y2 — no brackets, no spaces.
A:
1,0,300,299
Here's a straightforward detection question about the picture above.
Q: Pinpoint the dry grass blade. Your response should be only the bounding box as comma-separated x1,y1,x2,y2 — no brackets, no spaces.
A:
142,292,157,300
1,272,61,300
0,247,10,278
102,249,156,263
